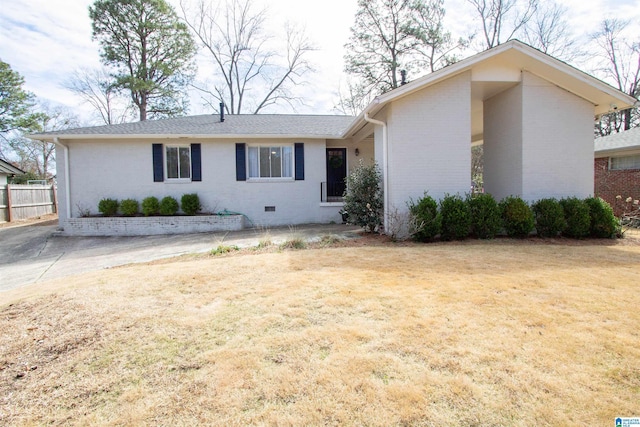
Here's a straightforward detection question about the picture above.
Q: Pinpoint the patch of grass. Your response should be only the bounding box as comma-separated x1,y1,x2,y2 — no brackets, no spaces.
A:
279,238,306,250
2,237,640,425
318,234,342,246
210,245,240,255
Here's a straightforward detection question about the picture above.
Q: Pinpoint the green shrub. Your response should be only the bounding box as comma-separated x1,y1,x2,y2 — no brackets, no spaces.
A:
98,198,119,216
532,198,565,237
499,196,534,238
141,196,160,216
408,193,441,241
342,160,383,233
585,197,619,238
467,193,501,239
120,198,139,216
159,196,179,216
439,194,471,241
181,193,201,215
560,197,591,239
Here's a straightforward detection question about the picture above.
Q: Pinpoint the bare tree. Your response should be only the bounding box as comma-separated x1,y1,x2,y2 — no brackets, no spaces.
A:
180,0,314,114
467,0,538,49
523,1,581,63
8,103,80,178
65,68,136,125
592,19,639,135
341,0,465,111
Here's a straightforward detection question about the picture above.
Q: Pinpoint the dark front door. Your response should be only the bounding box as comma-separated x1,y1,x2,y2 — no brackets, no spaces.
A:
326,148,347,199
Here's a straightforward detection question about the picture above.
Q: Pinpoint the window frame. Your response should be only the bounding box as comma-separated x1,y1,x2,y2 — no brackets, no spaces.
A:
165,144,192,182
247,144,295,181
609,153,640,171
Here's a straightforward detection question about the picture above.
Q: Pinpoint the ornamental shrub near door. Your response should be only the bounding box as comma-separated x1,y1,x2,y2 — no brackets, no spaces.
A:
342,160,383,233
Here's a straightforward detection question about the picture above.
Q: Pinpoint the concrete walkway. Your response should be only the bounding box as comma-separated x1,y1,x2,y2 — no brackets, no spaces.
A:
0,220,362,292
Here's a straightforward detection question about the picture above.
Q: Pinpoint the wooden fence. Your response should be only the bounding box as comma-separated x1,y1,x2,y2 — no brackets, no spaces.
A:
0,184,57,222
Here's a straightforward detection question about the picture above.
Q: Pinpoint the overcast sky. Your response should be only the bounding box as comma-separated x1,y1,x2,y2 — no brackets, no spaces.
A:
0,0,638,124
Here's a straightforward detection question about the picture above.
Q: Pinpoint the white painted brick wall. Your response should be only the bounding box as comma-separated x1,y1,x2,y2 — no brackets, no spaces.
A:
61,214,244,236
61,138,343,227
484,82,524,200
521,72,594,201
386,71,472,208
484,72,594,202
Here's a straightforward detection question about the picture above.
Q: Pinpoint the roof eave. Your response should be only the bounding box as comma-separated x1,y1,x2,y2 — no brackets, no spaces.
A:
29,133,348,141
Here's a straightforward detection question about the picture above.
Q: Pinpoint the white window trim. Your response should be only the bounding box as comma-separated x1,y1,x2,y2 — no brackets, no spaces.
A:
247,144,295,181
165,144,192,182
610,153,640,171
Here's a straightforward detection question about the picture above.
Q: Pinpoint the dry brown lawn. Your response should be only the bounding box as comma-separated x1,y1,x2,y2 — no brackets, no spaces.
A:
1,233,640,426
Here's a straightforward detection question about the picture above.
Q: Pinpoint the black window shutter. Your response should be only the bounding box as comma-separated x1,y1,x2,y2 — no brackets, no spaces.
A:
191,143,202,182
236,143,246,181
294,143,304,180
152,143,164,182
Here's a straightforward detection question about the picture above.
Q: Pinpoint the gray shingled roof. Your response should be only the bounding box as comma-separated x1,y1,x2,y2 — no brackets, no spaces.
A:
32,114,355,139
594,127,640,153
0,158,25,175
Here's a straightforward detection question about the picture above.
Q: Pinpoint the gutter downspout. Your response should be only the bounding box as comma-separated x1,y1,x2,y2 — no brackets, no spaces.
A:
52,137,71,221
363,112,389,233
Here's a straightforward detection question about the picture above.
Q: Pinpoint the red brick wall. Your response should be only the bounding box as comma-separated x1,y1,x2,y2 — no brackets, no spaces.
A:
594,157,640,216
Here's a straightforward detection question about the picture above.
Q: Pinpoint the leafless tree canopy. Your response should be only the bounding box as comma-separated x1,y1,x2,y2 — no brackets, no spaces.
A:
180,0,314,114
467,0,538,49
522,2,582,63
65,68,136,125
7,104,80,178
592,19,640,135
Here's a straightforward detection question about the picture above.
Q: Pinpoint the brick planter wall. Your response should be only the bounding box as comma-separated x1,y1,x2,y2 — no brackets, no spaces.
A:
61,214,245,236
594,157,640,216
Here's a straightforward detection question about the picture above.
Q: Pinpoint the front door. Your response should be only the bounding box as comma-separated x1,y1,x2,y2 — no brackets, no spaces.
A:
326,148,347,199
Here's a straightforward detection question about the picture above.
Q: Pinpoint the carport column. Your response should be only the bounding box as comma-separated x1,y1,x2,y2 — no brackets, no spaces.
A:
52,137,71,220
364,113,389,232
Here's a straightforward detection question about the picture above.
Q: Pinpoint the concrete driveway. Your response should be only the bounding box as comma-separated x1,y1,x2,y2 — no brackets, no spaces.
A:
0,220,361,292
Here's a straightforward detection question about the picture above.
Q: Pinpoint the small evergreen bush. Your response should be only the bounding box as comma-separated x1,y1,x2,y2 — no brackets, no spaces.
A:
467,193,501,239
560,197,590,238
408,193,441,241
120,198,139,216
342,160,383,233
181,193,201,215
585,197,618,238
499,196,534,238
532,198,565,237
439,194,471,240
98,198,119,216
141,196,160,216
159,196,179,216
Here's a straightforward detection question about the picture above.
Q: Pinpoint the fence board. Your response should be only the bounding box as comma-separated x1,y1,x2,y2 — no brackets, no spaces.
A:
0,185,57,222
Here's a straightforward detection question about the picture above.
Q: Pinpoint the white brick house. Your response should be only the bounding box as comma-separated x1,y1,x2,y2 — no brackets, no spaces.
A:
31,40,636,235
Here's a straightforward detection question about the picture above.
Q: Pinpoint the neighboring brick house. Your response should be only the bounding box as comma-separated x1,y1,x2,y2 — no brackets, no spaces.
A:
594,127,640,216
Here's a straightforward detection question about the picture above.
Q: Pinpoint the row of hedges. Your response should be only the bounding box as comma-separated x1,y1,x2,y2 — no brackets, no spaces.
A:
408,193,618,241
98,194,201,217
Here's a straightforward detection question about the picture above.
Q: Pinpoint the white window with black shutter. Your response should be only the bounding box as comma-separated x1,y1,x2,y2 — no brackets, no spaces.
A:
235,142,304,181
152,143,201,182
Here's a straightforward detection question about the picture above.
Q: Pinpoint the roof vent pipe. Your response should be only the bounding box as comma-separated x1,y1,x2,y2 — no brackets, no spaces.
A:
400,70,407,85
220,102,225,122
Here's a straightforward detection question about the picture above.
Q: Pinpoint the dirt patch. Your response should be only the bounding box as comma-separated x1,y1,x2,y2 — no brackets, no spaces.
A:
0,214,58,229
1,236,640,425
